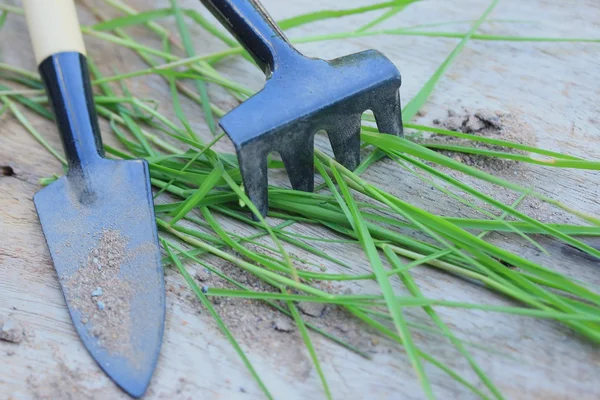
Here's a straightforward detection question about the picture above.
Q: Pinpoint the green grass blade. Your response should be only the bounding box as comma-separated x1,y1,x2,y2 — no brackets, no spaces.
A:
348,306,492,399
170,0,217,134
278,1,417,30
362,132,600,229
164,241,273,400
287,301,332,400
404,123,583,161
92,8,173,30
356,5,407,32
421,143,599,169
320,159,434,399
169,166,223,225
4,98,66,165
384,248,504,400
403,0,499,120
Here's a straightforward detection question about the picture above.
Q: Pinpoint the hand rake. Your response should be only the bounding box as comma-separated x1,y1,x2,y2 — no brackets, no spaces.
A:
202,0,403,216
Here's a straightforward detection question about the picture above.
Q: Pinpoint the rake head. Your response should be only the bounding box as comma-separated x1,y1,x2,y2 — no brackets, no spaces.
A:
220,49,403,217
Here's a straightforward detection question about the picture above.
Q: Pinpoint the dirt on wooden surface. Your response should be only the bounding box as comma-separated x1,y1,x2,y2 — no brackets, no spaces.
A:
64,230,134,359
4,0,600,397
27,358,95,400
167,246,387,376
422,109,537,174
25,346,119,400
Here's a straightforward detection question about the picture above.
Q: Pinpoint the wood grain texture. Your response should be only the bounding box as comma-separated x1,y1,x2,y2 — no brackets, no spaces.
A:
1,0,599,399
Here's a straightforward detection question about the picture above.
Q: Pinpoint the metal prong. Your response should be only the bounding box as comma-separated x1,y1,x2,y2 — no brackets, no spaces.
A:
374,90,403,136
237,147,268,218
327,114,362,171
280,134,315,192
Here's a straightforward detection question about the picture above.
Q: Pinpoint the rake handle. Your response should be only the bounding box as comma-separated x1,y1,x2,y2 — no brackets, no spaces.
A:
23,0,104,169
201,0,300,75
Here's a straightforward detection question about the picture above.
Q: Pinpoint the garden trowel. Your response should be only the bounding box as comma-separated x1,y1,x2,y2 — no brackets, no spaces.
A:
24,0,165,397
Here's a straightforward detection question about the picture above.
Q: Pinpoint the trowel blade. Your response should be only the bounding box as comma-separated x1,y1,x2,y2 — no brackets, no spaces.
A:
34,158,165,398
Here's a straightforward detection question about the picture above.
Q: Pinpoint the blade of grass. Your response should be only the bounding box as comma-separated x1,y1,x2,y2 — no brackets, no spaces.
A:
4,97,67,165
317,158,434,399
163,241,273,399
287,301,332,400
166,239,371,359
421,143,599,169
403,123,583,161
356,5,407,32
403,0,499,120
384,247,504,400
356,0,499,174
347,306,492,399
170,0,217,135
278,1,418,30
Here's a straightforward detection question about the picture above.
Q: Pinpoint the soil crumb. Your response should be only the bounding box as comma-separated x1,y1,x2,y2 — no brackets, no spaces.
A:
64,230,133,358
297,302,326,317
0,317,24,343
426,109,536,173
273,317,293,332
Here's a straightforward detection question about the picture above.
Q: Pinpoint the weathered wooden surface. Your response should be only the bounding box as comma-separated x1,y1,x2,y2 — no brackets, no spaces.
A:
1,0,600,399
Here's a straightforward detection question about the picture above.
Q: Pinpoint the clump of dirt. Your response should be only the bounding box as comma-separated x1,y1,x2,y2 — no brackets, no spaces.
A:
425,109,537,173
64,230,133,358
0,316,24,343
273,317,294,332
297,302,326,317
181,254,383,369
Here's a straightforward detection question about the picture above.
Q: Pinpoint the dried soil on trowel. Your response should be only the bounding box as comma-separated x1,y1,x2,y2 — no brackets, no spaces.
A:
423,109,536,174
64,230,133,358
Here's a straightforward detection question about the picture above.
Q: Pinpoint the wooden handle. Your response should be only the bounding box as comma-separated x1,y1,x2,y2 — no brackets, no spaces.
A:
23,0,86,65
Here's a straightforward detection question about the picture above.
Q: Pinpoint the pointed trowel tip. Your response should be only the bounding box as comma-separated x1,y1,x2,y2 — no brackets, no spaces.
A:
92,341,161,399
116,374,151,399
85,281,164,399
76,303,163,399
84,335,161,399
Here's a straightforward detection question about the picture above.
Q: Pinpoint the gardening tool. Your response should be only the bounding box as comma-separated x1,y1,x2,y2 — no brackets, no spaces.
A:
202,0,403,217
23,0,164,397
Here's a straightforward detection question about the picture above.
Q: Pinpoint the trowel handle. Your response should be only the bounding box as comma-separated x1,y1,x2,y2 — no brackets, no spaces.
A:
201,0,300,75
23,0,86,65
23,0,104,169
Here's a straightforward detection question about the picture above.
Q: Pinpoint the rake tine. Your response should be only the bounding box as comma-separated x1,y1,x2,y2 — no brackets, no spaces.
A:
237,146,269,217
280,133,315,193
327,114,362,171
373,90,404,136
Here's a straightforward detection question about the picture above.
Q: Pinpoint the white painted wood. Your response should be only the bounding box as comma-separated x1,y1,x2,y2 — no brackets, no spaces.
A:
22,0,86,64
1,0,600,399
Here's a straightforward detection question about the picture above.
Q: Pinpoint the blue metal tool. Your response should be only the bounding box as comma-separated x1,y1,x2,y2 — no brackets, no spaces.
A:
202,0,403,217
23,1,164,397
